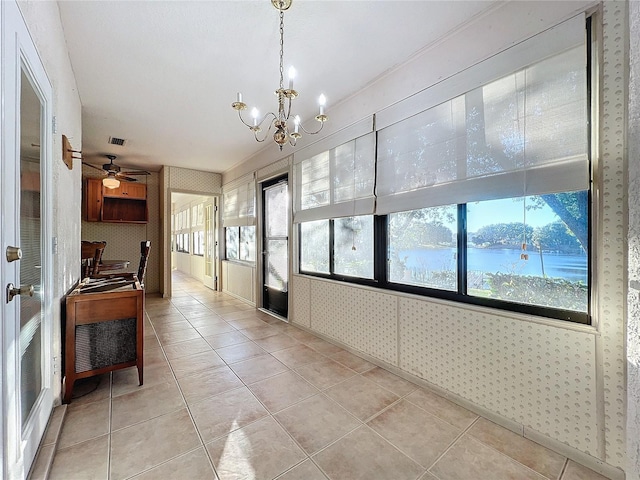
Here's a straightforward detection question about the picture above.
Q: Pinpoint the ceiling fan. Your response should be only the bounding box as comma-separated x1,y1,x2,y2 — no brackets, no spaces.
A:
82,155,150,188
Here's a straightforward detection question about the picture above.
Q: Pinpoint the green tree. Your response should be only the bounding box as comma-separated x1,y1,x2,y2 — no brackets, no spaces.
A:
534,192,588,252
532,220,582,253
471,222,534,248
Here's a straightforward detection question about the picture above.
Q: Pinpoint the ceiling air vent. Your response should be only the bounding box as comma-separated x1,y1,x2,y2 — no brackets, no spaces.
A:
108,136,126,146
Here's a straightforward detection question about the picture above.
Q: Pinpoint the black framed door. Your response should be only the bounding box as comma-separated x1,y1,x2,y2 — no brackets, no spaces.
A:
262,177,289,317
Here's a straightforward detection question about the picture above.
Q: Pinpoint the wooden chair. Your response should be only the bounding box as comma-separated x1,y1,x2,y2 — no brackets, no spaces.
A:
91,241,151,287
81,241,106,278
135,240,151,287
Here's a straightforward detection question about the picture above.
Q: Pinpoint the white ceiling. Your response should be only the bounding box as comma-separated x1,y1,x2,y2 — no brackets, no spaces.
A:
58,0,498,174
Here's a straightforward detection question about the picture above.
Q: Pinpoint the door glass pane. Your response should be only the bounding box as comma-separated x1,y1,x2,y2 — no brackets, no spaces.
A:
265,183,288,237
20,70,43,427
205,205,213,276
266,240,288,290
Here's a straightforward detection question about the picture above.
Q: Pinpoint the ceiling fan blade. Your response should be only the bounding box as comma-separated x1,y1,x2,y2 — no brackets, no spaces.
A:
119,170,151,176
82,162,105,172
116,174,138,182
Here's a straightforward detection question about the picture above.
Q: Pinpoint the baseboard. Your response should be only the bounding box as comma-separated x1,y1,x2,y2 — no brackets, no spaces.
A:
27,404,68,480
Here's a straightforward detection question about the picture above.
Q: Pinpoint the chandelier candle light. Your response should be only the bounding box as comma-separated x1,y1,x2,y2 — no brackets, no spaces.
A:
231,0,327,150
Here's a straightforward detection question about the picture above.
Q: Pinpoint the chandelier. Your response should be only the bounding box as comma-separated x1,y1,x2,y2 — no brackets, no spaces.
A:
231,0,327,150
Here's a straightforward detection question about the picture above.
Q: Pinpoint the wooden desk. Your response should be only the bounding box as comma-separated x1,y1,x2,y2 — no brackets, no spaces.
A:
64,276,143,403
98,259,130,272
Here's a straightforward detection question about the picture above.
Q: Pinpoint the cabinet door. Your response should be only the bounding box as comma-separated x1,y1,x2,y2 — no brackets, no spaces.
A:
102,182,125,197
85,178,103,221
124,182,146,199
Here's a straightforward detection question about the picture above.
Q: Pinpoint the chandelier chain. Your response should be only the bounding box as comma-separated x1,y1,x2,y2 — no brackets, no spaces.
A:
279,11,284,91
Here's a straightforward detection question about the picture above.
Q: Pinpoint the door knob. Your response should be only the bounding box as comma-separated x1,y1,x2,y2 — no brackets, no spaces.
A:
6,246,22,262
6,283,34,303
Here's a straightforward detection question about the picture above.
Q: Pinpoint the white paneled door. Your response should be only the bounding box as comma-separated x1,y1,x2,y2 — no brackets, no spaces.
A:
1,2,54,478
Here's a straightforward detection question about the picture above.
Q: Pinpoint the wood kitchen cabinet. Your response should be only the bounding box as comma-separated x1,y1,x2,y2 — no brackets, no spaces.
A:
85,178,103,222
84,178,148,223
103,181,147,200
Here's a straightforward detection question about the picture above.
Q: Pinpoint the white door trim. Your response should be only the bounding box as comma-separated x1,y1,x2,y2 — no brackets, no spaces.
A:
1,1,54,478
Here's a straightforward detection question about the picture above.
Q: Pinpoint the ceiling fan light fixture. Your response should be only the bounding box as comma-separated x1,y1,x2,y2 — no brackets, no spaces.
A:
103,176,120,189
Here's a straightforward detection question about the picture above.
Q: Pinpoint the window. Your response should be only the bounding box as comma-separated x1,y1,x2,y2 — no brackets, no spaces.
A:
296,16,590,323
300,220,329,274
225,227,239,260
240,226,256,262
193,231,204,256
388,205,457,291
334,216,374,279
176,232,189,253
299,215,374,281
225,226,256,262
467,193,588,312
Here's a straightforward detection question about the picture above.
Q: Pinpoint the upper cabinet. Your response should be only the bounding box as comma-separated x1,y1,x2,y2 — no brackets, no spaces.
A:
84,178,148,223
102,181,147,200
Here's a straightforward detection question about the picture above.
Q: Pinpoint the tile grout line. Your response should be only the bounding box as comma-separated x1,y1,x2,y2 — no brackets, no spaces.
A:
107,371,113,480
557,457,569,480
154,324,222,479
424,415,481,475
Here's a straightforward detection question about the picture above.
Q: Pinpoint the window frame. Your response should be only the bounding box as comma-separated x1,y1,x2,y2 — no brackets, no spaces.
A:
299,200,590,324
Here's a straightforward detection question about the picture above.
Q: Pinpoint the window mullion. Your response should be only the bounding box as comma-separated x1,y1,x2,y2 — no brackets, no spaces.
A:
458,204,467,295
374,215,387,284
329,218,335,275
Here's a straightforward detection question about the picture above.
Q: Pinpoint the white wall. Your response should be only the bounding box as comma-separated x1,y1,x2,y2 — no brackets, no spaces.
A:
627,1,640,479
17,1,82,403
223,1,628,477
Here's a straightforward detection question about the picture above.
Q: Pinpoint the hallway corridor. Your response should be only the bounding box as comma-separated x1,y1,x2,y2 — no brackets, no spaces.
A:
33,272,609,480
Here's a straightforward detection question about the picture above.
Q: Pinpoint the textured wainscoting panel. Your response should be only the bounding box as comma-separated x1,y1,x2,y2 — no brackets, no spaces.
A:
626,2,640,478
222,261,255,304
291,276,311,327
310,281,397,365
398,298,599,456
599,1,627,467
167,166,222,194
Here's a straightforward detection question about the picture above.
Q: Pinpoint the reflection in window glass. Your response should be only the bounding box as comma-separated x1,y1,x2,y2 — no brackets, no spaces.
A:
226,227,239,260
300,220,329,274
334,216,374,279
240,226,256,262
467,192,588,312
388,205,457,291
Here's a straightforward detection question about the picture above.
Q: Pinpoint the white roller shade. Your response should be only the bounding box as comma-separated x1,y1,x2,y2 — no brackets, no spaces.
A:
222,174,256,227
376,17,587,215
293,132,375,223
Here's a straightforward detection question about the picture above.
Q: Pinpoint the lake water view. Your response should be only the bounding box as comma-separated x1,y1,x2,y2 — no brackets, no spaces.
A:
399,247,588,283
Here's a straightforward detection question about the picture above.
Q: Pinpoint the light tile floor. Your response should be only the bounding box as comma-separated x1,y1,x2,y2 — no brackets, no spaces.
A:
34,272,612,480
